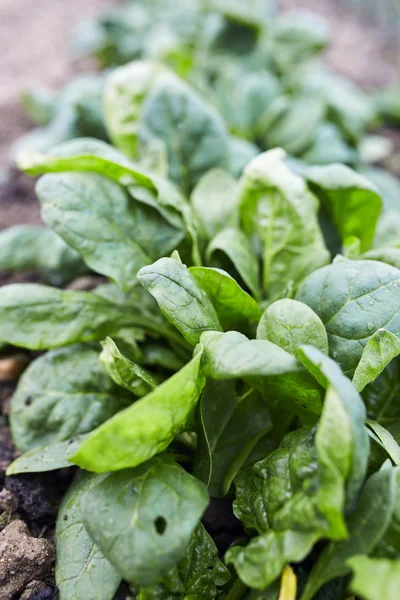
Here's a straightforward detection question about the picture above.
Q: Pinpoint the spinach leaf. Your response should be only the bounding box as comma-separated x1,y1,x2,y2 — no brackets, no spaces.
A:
352,329,400,392
296,346,369,507
56,471,121,600
104,61,177,158
240,149,329,299
257,299,328,355
228,375,370,590
81,457,209,586
191,169,239,240
296,259,400,375
6,436,86,475
139,77,230,194
301,464,398,600
10,345,132,452
36,172,153,291
199,331,323,419
138,258,222,346
139,523,230,600
206,227,260,299
190,266,262,330
367,421,400,466
302,164,382,252
0,284,137,350
194,380,271,497
348,556,400,600
0,225,87,285
71,349,205,472
100,337,159,397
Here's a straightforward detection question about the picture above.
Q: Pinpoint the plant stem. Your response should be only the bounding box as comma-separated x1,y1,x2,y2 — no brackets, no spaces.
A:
225,578,248,600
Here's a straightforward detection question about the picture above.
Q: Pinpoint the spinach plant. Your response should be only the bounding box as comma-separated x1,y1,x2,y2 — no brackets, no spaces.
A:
3,2,400,600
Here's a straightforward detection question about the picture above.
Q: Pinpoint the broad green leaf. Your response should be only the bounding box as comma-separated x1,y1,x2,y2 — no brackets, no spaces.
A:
56,471,121,600
211,0,276,28
139,524,230,600
227,529,316,591
348,556,400,600
265,94,326,155
200,330,301,380
199,331,323,419
363,247,400,271
139,77,229,194
352,329,400,392
240,149,329,299
228,136,259,177
100,337,158,397
257,299,328,355
0,225,86,285
362,361,400,423
0,284,138,350
214,66,281,137
138,258,222,346
104,61,177,158
71,350,206,472
10,346,132,452
190,266,262,330
296,346,369,508
367,421,400,466
6,436,86,475
18,138,190,235
36,172,153,291
228,383,361,589
206,227,260,299
81,457,209,586
194,380,271,497
296,259,400,376
301,464,398,600
191,169,239,240
303,164,382,252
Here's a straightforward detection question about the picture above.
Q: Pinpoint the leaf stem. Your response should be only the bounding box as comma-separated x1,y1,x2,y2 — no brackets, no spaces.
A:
225,578,248,600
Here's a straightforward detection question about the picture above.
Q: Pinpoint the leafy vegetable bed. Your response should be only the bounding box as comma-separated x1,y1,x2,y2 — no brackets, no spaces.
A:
2,1,400,599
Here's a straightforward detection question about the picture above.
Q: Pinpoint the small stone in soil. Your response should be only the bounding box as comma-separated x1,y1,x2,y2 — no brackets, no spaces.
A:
0,520,55,598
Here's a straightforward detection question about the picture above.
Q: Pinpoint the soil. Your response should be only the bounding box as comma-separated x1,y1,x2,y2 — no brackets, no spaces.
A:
0,0,399,597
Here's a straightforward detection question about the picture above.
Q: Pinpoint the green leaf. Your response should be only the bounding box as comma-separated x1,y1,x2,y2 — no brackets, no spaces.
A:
190,266,262,330
10,346,132,452
353,329,400,392
56,471,121,600
194,380,271,497
257,299,328,355
139,77,229,194
206,227,260,299
18,138,191,238
139,524,230,600
71,349,206,472
100,337,158,397
0,284,137,350
301,464,398,600
104,61,177,159
296,346,369,508
81,457,209,586
348,556,400,600
200,330,301,381
296,259,400,376
303,164,382,252
191,169,239,240
0,225,86,285
6,436,86,475
229,365,370,591
36,171,179,291
199,331,323,419
138,258,222,346
367,421,400,466
240,149,329,299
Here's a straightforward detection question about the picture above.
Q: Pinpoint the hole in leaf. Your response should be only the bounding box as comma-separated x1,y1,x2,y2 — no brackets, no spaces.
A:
25,396,33,406
154,516,167,535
